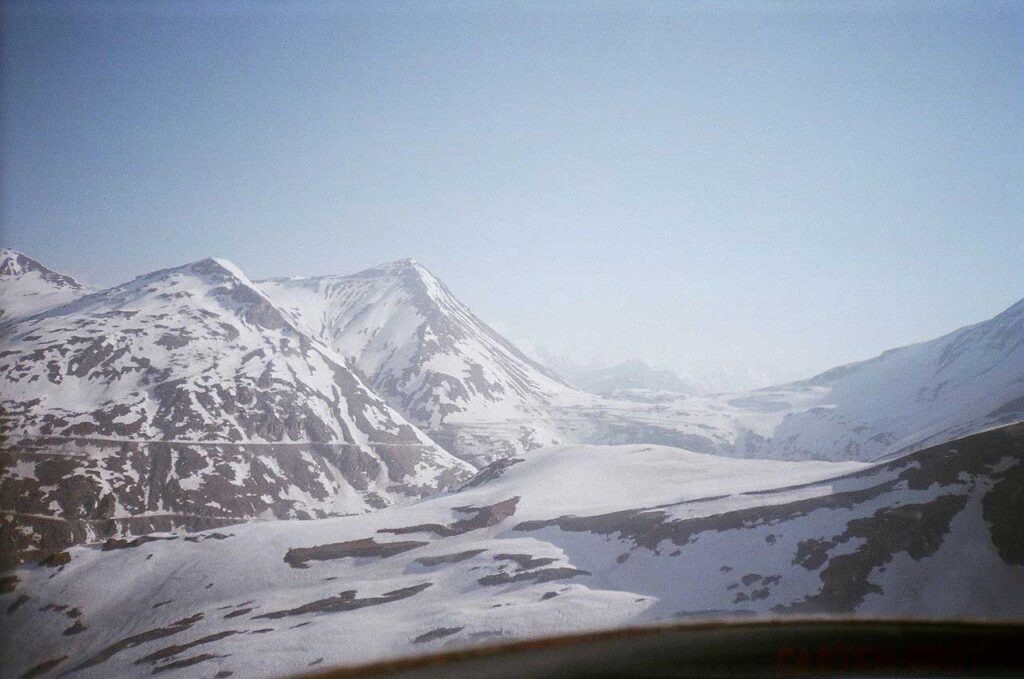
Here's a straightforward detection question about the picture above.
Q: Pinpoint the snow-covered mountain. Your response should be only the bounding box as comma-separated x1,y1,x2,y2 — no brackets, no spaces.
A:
259,261,1022,465
0,249,89,322
727,298,1024,461
258,260,576,466
553,297,1022,463
1,250,1020,573
541,350,776,394
546,357,695,396
0,251,1020,678
0,257,473,565
2,424,1019,679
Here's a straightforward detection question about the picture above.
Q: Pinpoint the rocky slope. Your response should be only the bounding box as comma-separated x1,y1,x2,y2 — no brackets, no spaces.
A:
1,251,1019,570
0,257,473,565
258,260,576,466
1,424,1019,679
0,249,89,322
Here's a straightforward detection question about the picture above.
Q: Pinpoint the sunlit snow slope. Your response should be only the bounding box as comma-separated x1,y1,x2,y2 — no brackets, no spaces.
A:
259,260,576,466
1,251,1019,571
260,260,1023,465
2,425,1019,679
726,298,1024,461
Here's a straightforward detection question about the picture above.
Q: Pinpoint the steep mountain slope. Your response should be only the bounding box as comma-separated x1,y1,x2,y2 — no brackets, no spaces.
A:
2,425,1018,679
259,261,769,463
728,298,1024,461
258,260,576,466
0,258,473,564
260,261,1023,465
0,249,89,322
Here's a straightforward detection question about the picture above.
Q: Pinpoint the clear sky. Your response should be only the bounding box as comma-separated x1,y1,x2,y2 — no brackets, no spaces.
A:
2,1,1022,387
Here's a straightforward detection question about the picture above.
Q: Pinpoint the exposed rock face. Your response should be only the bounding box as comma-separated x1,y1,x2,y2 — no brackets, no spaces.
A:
376,497,520,537
284,538,428,569
0,258,473,565
252,582,433,620
0,438,468,568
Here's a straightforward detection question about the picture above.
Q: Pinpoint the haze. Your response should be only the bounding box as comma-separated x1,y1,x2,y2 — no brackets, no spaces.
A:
2,1,1021,388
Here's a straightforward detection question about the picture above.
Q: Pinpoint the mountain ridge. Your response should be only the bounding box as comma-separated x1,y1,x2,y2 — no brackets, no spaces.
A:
738,296,1024,461
1,249,1020,569
257,259,576,466
0,248,90,322
0,255,475,565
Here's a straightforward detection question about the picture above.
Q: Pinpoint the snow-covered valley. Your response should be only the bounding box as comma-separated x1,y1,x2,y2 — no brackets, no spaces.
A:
2,425,1020,679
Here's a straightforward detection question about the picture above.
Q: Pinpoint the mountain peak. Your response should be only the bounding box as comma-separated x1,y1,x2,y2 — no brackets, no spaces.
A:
360,257,434,279
189,256,257,286
350,259,450,306
0,248,85,289
118,257,264,299
553,356,694,395
257,258,575,465
0,249,89,321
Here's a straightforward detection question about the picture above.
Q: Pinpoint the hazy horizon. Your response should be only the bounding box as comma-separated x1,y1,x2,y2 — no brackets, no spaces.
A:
6,245,1019,391
3,1,1022,387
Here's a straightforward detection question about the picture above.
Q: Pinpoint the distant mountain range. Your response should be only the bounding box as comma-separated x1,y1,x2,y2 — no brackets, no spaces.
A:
541,353,779,395
1,248,1021,566
542,356,697,395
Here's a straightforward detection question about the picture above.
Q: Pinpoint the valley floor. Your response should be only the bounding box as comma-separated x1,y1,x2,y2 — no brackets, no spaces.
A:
1,425,1020,679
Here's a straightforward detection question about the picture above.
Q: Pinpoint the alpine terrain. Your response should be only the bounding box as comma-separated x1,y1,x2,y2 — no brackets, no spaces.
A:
0,250,1021,679
0,249,89,322
0,256,473,566
258,259,576,466
1,425,1019,679
723,297,1024,461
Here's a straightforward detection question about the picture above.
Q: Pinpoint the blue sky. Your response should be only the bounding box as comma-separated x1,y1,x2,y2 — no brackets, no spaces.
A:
2,1,1022,386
